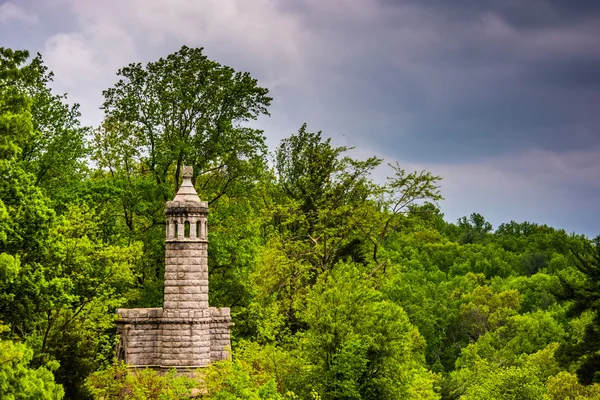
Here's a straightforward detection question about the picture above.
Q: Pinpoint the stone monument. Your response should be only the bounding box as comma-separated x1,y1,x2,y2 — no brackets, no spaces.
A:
115,166,232,372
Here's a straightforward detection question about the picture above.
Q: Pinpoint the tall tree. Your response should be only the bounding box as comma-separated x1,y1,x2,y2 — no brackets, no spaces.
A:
93,46,273,308
363,163,442,266
99,45,271,195
558,235,600,384
0,47,55,261
1,47,139,398
1,47,87,206
22,74,88,205
273,123,382,270
297,262,438,399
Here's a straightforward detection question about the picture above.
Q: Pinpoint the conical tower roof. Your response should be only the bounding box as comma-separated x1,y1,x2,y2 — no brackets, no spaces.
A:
172,166,201,204
166,166,208,211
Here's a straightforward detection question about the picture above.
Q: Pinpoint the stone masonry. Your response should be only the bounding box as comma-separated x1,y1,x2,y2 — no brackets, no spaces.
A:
115,166,232,372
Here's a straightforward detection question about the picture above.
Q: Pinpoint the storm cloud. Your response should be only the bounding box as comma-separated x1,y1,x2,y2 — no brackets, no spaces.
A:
2,0,599,235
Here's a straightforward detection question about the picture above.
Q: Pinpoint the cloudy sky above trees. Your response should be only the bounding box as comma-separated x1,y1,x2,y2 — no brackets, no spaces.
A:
2,0,599,236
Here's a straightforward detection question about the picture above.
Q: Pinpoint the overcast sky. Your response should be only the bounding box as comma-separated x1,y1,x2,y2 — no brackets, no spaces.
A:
2,0,599,236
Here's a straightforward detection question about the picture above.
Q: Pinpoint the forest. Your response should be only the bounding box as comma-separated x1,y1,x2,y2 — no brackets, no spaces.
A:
0,45,599,400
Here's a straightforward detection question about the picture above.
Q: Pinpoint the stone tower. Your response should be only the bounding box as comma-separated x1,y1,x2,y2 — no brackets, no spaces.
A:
115,166,232,372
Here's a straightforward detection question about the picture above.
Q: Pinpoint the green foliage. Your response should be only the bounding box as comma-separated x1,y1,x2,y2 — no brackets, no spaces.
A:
87,362,196,399
456,213,492,245
0,326,64,400
0,48,55,260
558,235,600,384
363,162,443,265
199,360,283,399
274,124,382,268
383,269,483,372
458,285,521,341
265,126,442,337
0,203,141,398
232,340,306,394
450,343,562,399
545,372,600,399
296,262,438,400
1,44,598,400
18,56,88,205
87,360,284,400
99,45,271,194
497,273,561,313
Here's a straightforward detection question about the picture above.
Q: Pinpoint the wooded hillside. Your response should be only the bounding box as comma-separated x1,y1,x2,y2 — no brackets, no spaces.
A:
1,46,599,400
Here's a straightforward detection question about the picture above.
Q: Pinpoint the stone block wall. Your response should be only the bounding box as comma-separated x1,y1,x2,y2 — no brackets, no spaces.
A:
115,307,232,370
160,308,212,370
164,241,209,310
115,308,163,368
159,321,210,370
209,307,232,362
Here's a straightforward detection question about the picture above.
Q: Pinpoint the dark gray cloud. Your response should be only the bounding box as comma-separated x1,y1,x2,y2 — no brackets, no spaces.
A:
263,0,600,235
379,0,600,29
1,0,599,236
272,0,600,163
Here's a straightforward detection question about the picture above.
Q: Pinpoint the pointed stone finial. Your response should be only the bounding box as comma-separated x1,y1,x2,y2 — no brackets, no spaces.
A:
182,166,193,179
169,166,202,204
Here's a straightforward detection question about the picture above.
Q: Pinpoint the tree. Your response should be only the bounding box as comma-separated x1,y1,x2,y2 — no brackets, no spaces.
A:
21,73,88,205
260,126,383,333
1,47,140,397
87,359,284,400
458,285,521,342
0,203,141,398
558,235,600,384
546,371,600,400
93,46,272,310
362,163,442,266
296,262,438,400
274,127,443,268
273,124,381,270
0,326,64,400
449,343,562,400
99,45,271,195
86,362,196,399
0,47,87,207
457,213,492,245
275,124,379,224
0,48,56,260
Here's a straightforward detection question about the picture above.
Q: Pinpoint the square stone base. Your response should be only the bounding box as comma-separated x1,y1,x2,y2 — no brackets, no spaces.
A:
115,307,232,370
